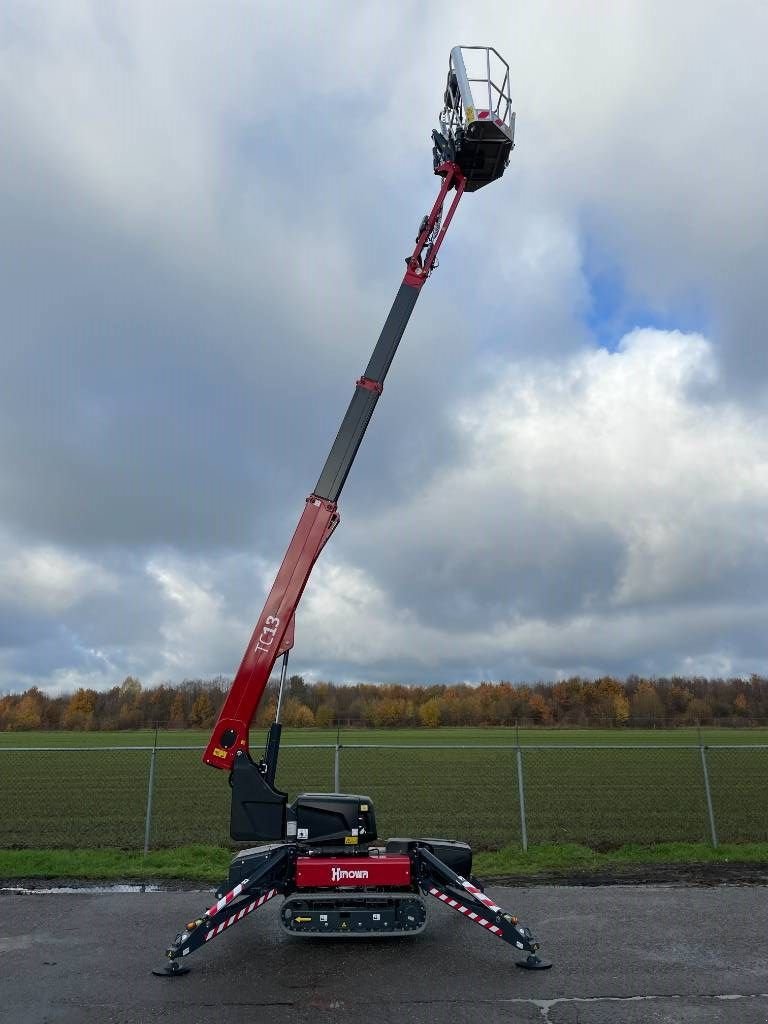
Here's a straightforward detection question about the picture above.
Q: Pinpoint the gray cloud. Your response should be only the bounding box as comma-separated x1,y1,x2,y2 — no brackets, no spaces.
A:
1,2,767,693
301,329,768,681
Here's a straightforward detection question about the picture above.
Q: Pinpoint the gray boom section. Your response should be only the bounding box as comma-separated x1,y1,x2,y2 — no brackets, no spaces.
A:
314,282,421,502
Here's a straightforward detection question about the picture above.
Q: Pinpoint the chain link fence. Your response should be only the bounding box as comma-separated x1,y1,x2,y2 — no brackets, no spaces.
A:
1,742,766,851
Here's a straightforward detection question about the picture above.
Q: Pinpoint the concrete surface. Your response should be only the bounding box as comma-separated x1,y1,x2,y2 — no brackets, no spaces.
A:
0,884,766,1023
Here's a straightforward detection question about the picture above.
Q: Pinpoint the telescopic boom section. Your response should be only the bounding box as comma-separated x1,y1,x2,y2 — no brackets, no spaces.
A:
202,162,466,771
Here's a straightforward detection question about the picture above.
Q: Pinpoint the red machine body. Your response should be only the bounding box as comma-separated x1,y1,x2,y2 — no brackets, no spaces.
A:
294,856,412,889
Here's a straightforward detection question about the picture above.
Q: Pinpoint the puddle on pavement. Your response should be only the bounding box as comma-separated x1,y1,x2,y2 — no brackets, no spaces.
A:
0,883,205,895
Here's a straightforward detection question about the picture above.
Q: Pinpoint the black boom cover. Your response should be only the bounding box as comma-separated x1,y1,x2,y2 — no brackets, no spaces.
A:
229,752,287,841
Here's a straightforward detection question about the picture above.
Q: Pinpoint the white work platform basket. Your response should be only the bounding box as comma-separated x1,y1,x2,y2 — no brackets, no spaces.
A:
436,46,516,192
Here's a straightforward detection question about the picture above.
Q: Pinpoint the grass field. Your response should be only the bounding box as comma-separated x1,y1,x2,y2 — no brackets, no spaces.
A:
2,725,767,747
2,841,767,885
1,726,767,853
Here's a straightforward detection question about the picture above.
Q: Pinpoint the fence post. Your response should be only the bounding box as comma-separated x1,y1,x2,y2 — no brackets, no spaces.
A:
143,728,159,857
334,744,341,793
699,740,718,848
516,745,528,853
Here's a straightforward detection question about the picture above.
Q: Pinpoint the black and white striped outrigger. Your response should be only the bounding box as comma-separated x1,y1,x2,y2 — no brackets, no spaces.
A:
153,844,294,976
414,847,550,970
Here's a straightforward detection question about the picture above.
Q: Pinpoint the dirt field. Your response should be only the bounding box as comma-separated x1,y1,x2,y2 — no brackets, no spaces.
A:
3,733,767,849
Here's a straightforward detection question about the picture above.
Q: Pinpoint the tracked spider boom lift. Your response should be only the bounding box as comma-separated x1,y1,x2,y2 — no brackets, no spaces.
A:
154,45,550,975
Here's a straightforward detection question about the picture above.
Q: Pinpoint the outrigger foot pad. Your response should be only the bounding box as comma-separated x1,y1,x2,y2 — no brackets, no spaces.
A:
152,960,191,977
516,954,552,971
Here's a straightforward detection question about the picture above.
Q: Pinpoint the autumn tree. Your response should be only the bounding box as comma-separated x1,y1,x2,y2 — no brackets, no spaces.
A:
314,703,334,728
418,697,442,728
255,697,278,729
615,691,631,724
1,674,766,731
666,684,692,718
116,676,143,729
685,697,712,725
119,676,142,703
281,697,315,728
589,677,626,726
63,688,98,730
169,692,188,729
526,693,553,724
287,675,309,705
551,678,587,725
630,681,665,726
190,693,215,728
0,696,14,730
733,692,749,717
8,688,44,730
367,696,411,728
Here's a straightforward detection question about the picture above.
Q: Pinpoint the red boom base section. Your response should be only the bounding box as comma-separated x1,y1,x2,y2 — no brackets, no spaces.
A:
203,495,339,771
295,856,412,889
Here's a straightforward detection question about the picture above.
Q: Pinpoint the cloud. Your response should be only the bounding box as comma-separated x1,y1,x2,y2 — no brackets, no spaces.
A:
144,553,261,682
0,535,116,613
3,327,765,691
1,2,767,692
304,329,768,679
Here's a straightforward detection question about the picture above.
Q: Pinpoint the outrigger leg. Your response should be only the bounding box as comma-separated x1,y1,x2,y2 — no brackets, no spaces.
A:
412,847,552,970
152,843,295,976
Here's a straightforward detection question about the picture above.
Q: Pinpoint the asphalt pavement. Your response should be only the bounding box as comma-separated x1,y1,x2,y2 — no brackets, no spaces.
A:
1,883,766,1023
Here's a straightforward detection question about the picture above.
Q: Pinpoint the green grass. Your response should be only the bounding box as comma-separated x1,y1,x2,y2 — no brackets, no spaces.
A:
2,725,767,747
1,842,765,885
0,845,230,883
473,841,768,875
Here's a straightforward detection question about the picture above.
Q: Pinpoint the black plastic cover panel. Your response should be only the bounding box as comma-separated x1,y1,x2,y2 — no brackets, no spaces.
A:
229,752,288,841
293,792,378,845
386,837,473,877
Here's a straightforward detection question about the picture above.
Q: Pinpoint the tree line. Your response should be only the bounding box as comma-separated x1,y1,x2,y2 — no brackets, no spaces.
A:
1,674,767,731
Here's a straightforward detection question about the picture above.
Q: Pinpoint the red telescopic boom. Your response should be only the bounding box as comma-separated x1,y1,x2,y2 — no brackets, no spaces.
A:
203,162,466,771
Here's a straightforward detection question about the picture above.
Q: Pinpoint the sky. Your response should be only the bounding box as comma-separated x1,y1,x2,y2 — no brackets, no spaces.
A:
1,1,767,695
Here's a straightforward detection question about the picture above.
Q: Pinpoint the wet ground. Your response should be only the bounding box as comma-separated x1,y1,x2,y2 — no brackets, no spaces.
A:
6,859,768,894
1,883,766,1023
484,861,768,887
